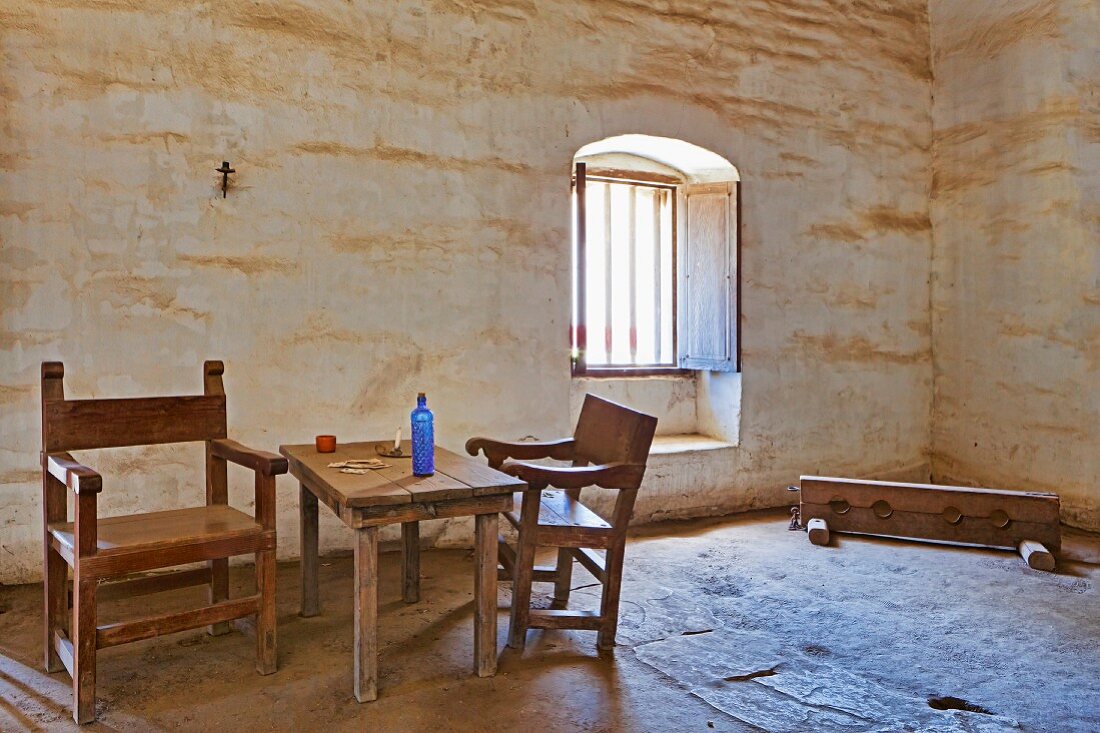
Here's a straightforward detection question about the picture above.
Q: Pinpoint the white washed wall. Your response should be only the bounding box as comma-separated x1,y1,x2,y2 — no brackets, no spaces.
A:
0,1,934,582
930,0,1100,530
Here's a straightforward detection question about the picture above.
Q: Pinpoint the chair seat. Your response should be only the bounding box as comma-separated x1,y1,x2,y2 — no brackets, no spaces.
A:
49,505,263,559
504,490,611,530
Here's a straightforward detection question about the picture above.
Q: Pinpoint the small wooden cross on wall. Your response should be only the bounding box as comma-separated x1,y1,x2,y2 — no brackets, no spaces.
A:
215,161,235,198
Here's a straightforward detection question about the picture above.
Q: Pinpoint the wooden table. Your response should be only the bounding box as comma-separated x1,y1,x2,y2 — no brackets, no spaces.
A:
280,440,524,702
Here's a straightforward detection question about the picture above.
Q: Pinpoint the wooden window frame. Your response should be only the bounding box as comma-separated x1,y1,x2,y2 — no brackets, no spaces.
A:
571,162,742,377
571,163,690,378
736,180,742,372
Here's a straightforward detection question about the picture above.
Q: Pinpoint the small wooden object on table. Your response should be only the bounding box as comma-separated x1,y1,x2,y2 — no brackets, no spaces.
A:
280,440,524,703
375,443,409,459
799,476,1061,571
41,361,285,724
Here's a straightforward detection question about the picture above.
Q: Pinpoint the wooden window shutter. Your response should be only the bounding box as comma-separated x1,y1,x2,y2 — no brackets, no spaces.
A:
679,181,737,371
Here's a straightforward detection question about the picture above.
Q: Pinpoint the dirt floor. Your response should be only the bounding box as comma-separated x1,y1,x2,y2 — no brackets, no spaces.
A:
1,510,1098,732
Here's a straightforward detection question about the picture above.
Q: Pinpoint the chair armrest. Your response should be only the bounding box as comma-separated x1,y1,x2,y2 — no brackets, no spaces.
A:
500,461,645,491
45,453,102,494
465,437,576,468
210,439,289,476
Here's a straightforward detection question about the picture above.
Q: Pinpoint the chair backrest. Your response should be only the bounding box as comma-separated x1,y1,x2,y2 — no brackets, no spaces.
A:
41,362,228,453
571,394,658,467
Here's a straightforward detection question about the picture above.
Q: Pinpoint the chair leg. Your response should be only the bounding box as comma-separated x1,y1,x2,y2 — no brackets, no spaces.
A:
255,550,277,675
43,545,67,673
596,543,627,650
507,530,537,650
208,558,230,636
71,577,96,724
401,521,420,604
552,548,573,609
497,538,515,581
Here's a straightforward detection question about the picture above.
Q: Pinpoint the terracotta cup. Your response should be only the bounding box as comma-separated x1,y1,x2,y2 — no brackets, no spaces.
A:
315,435,337,453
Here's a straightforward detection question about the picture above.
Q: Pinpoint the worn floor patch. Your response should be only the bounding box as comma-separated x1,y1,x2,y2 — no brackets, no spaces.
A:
633,628,1023,732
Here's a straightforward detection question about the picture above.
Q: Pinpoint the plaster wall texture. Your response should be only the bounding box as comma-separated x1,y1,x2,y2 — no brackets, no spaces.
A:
929,0,1100,529
0,0,934,583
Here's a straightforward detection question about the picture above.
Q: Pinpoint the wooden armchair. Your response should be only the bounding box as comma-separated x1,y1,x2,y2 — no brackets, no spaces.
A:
40,361,286,724
466,394,657,650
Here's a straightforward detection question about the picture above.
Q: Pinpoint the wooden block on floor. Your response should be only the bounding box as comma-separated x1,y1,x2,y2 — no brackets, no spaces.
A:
807,518,829,546
1018,540,1055,571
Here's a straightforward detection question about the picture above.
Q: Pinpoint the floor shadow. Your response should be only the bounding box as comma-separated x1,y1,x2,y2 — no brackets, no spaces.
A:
0,652,142,732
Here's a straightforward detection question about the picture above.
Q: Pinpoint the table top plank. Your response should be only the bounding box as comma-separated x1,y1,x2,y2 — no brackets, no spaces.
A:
281,441,524,510
433,450,527,496
372,456,475,503
281,443,409,507
285,452,398,513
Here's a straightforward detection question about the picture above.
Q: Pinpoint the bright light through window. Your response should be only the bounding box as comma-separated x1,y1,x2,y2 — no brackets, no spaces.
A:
574,179,675,369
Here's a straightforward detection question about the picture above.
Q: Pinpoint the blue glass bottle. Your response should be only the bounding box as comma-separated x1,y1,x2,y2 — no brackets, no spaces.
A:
411,392,434,476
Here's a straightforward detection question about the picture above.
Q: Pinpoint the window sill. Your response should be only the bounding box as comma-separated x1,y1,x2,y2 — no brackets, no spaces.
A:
574,368,693,380
649,434,736,455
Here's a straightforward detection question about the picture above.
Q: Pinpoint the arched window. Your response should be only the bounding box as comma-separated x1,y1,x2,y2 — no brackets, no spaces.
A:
571,135,740,375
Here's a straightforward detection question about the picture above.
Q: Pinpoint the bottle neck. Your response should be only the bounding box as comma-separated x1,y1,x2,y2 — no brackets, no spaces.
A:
416,395,427,409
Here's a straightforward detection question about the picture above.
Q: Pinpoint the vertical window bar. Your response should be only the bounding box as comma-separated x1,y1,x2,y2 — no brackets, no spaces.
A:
665,189,676,364
628,185,638,363
603,183,613,358
587,182,607,365
653,189,663,364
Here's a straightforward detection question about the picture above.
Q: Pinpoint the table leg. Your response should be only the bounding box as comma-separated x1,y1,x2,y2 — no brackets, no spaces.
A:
401,521,420,604
300,483,320,617
354,526,379,703
474,511,499,677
